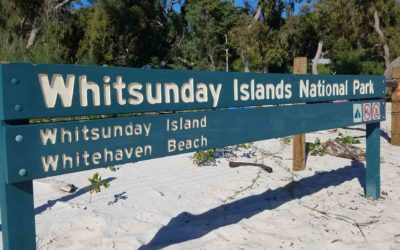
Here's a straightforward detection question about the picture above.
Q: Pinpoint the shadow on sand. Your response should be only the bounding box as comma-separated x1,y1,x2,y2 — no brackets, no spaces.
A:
139,161,366,249
34,177,116,215
0,178,116,232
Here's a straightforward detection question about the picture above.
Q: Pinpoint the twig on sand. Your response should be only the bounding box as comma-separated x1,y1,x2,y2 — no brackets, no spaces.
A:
222,169,263,203
301,204,379,240
229,161,273,173
37,236,58,249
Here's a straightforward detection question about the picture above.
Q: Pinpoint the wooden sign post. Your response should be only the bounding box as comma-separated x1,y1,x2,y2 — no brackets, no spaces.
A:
0,63,385,249
293,57,307,171
391,67,400,146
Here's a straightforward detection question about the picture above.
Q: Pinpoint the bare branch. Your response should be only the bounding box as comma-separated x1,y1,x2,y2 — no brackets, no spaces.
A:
26,19,40,49
248,5,262,28
55,0,75,10
373,10,391,70
312,39,323,74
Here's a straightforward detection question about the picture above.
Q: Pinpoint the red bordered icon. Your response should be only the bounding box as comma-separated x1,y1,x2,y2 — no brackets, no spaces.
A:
363,103,371,121
372,102,381,120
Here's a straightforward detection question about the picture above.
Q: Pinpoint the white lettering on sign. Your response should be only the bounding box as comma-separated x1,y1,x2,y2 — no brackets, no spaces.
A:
166,116,207,131
234,79,292,101
39,74,379,109
38,74,75,108
39,122,151,146
38,114,211,173
168,135,208,152
38,75,222,108
41,146,152,172
299,80,348,98
353,80,374,95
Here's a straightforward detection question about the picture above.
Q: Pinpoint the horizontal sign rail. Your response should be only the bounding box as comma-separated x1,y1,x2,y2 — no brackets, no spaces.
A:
0,63,385,120
2,100,385,183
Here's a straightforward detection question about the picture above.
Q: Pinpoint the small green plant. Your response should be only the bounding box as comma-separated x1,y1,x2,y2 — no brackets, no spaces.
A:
86,172,110,194
308,138,326,156
280,136,292,144
193,149,216,166
107,166,118,172
335,133,360,144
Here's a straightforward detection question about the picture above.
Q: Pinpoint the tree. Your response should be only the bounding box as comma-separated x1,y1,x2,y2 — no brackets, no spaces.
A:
180,0,239,71
75,0,168,67
0,0,76,63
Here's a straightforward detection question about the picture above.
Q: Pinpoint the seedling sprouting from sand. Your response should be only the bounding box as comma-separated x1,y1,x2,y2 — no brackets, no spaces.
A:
86,172,110,196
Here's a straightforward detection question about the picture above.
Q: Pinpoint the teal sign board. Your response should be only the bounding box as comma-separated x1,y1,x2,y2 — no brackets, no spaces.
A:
0,63,385,120
0,63,385,250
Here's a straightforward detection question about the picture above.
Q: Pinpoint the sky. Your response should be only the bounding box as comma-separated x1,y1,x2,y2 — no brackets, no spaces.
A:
75,0,312,13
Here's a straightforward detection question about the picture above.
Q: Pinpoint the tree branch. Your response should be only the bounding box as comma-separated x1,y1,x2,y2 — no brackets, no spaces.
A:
26,0,75,49
312,38,323,74
248,5,262,28
26,19,40,49
373,10,391,69
55,0,74,10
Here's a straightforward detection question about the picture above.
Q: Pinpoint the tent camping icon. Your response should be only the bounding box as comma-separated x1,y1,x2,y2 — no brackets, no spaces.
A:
355,109,361,119
353,104,363,123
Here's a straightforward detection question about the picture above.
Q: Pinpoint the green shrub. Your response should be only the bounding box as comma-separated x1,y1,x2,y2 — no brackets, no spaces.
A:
335,133,360,144
308,138,326,156
193,149,216,166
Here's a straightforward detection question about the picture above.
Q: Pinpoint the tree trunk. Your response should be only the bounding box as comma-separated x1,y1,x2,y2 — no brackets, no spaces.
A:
312,38,323,74
241,50,250,72
225,34,229,72
26,20,40,49
26,0,76,49
248,5,262,28
373,10,391,71
243,1,263,72
385,56,400,79
55,0,74,10
208,53,216,71
263,63,268,73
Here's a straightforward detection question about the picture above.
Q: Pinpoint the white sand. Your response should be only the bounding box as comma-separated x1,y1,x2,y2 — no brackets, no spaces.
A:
3,103,400,249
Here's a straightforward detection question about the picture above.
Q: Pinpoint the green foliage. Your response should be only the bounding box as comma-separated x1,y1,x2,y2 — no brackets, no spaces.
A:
238,143,252,149
0,0,399,75
317,64,332,75
192,149,216,166
75,1,168,67
331,47,385,75
335,133,361,144
180,0,239,71
86,172,110,194
280,136,292,145
108,166,118,172
308,138,326,156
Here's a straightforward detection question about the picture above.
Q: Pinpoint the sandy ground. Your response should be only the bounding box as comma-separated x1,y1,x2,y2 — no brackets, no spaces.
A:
3,103,400,250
